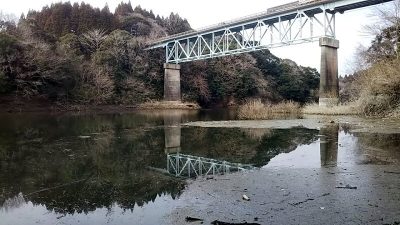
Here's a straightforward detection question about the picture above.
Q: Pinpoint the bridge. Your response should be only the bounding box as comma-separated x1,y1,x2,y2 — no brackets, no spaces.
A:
166,153,255,178
147,0,393,106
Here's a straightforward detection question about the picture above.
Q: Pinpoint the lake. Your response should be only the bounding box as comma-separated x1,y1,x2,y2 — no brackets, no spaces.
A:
0,110,399,225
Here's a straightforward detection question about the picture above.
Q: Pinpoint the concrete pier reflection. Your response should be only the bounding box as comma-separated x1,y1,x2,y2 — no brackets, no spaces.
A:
320,124,339,167
164,110,182,154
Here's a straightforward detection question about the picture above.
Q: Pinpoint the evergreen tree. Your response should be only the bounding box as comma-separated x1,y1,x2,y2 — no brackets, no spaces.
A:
115,1,134,17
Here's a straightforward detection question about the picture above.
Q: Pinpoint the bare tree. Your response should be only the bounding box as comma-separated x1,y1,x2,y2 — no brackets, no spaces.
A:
81,29,107,53
0,10,17,31
363,0,400,60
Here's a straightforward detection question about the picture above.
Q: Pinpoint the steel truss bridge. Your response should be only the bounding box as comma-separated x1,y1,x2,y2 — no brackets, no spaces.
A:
147,0,393,63
166,153,255,178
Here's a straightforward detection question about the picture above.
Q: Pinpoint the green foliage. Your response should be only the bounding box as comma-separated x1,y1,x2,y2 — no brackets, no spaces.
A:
235,69,258,100
276,62,319,103
252,51,320,103
0,32,20,57
0,32,24,92
59,33,84,56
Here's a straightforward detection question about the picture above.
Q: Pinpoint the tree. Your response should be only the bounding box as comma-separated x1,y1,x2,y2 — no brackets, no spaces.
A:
81,29,107,54
362,0,400,62
115,1,134,17
93,30,154,103
0,11,17,32
164,13,191,35
0,33,23,93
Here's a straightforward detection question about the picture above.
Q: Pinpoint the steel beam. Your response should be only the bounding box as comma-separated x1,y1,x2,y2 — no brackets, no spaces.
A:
147,0,393,63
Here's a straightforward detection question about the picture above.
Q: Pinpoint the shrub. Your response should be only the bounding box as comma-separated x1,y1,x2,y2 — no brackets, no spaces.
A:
356,60,400,117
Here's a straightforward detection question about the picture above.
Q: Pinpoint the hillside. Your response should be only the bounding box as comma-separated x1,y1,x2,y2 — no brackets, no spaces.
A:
0,2,320,109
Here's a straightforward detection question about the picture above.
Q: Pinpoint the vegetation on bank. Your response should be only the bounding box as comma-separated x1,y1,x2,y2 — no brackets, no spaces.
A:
138,101,200,110
0,1,398,117
0,2,319,108
241,1,400,119
238,99,300,119
302,103,358,115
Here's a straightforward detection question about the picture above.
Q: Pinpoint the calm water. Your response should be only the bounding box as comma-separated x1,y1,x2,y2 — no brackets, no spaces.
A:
0,110,399,225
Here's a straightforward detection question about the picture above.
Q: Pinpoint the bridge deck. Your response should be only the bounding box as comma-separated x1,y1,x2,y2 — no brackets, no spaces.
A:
148,0,392,48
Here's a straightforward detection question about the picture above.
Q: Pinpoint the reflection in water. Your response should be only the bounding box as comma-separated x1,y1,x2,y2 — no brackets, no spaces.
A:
166,153,254,178
162,112,255,178
0,112,187,219
164,111,182,154
0,111,399,225
320,125,339,167
1,193,25,213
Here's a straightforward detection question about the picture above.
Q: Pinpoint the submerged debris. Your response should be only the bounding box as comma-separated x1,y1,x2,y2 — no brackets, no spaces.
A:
185,217,204,222
384,171,400,175
211,221,261,225
78,136,91,139
289,198,314,206
289,193,330,206
242,194,250,201
335,184,357,190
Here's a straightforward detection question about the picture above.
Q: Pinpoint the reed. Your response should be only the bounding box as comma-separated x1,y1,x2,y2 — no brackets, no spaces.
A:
238,99,301,120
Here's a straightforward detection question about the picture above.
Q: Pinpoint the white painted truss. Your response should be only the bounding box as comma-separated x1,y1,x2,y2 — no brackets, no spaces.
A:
147,0,394,63
164,10,335,63
166,153,254,178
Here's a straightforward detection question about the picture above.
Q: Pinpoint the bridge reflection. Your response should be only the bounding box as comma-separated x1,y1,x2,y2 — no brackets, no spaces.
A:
162,111,341,175
166,153,255,178
163,110,255,178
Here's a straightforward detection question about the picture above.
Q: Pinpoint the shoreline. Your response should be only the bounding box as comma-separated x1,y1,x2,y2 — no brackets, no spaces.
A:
0,101,201,114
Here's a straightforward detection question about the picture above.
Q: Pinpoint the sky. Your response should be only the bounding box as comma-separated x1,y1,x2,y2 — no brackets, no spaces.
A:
0,0,393,75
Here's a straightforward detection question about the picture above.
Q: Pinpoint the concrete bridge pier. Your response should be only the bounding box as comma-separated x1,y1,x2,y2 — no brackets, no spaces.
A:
164,63,181,103
319,37,340,107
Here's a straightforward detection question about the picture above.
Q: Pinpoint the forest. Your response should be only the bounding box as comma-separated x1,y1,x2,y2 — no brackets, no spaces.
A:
0,2,320,108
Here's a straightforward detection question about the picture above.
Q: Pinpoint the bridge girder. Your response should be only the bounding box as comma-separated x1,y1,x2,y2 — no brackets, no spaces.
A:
163,8,336,63
147,0,394,63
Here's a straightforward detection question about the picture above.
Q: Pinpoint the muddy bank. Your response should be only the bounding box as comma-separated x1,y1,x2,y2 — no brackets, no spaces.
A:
166,165,400,225
185,115,400,134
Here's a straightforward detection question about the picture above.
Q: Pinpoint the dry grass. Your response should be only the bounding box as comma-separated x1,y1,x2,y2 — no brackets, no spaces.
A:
138,101,200,110
302,103,359,115
238,99,301,120
355,60,400,117
304,59,400,118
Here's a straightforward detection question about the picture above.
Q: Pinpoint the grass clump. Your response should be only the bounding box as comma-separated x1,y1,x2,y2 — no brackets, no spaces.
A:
238,99,300,120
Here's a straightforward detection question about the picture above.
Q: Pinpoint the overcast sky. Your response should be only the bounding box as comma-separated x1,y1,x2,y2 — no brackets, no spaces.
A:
0,0,393,75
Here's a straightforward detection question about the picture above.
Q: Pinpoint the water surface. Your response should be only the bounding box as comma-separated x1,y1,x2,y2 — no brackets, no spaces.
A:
0,110,399,225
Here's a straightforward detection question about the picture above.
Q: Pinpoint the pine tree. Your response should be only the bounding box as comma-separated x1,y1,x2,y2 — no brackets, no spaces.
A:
115,1,134,17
